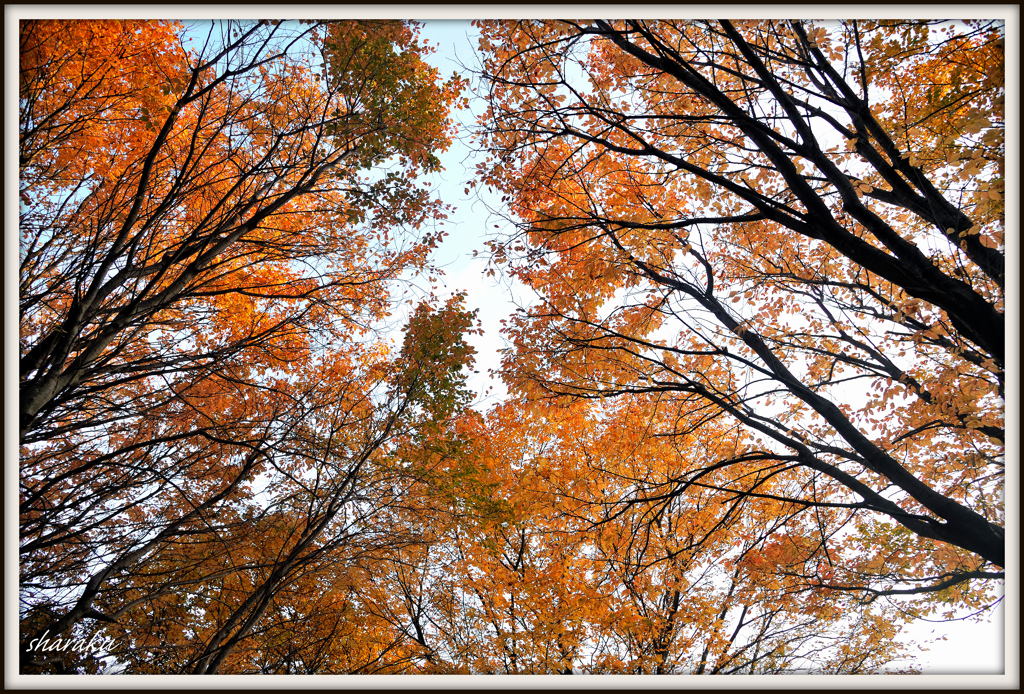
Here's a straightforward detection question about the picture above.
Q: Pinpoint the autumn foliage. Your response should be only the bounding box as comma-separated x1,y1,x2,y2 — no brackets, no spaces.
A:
19,18,470,673
19,18,1004,675
476,17,1004,624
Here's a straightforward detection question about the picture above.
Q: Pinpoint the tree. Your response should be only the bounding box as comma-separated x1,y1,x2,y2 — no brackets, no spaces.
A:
374,397,918,673
476,18,1004,613
83,295,481,674
19,18,467,673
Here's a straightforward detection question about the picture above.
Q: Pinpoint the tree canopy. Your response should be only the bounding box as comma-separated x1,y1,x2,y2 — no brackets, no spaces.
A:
19,18,1005,675
19,18,471,673
476,17,1003,605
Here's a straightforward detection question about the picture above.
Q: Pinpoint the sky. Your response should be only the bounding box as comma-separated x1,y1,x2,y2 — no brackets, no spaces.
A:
412,20,534,408
412,18,1007,677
